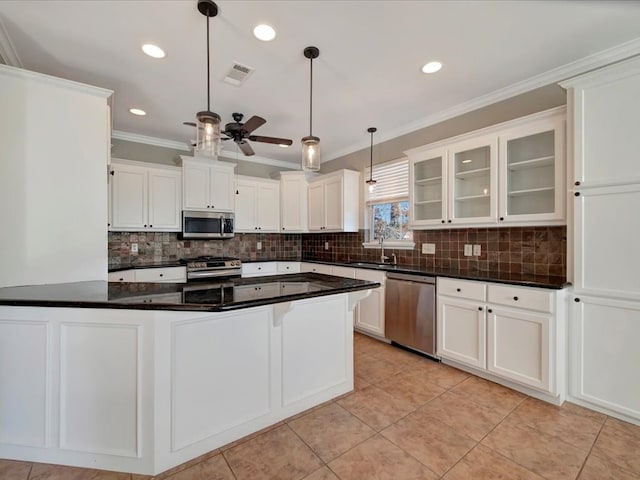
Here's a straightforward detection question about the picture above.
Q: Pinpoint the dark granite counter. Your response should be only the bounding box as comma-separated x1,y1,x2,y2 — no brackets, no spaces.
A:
0,274,380,312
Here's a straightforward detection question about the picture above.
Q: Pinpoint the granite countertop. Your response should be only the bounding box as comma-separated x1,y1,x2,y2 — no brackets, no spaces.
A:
0,274,380,312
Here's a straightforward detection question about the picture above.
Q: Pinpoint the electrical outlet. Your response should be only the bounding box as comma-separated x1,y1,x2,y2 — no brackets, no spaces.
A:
464,244,473,256
131,243,138,254
256,241,262,251
473,244,481,256
421,243,436,254
325,242,329,251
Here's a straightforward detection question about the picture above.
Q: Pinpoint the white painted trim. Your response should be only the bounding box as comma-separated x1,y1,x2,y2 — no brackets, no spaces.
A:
218,148,301,170
0,63,112,98
111,131,191,152
324,38,640,164
0,17,22,67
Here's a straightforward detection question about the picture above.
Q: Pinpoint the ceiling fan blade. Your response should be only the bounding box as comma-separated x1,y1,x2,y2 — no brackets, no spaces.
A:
237,140,255,156
182,121,197,127
241,115,266,134
249,135,293,146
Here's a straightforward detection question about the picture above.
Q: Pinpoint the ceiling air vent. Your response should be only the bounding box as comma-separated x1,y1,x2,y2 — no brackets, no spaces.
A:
223,62,254,86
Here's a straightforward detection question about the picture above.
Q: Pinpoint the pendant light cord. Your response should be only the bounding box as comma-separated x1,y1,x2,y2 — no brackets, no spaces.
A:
369,130,374,181
309,56,313,136
206,12,211,111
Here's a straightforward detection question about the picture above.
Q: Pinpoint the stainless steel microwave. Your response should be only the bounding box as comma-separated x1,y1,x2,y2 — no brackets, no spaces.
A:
182,210,234,239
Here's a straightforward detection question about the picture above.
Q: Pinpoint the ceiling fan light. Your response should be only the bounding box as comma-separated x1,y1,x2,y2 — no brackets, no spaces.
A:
195,110,221,158
301,135,321,171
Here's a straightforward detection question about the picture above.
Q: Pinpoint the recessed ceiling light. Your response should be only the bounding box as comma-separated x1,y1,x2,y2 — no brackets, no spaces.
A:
129,108,146,116
141,44,166,59
422,61,442,74
253,24,276,42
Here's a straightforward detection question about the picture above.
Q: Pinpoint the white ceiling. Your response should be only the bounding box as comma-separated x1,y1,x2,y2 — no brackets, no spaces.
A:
1,1,640,167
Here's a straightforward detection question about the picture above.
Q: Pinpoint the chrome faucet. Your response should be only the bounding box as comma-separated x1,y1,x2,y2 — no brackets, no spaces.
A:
379,236,389,264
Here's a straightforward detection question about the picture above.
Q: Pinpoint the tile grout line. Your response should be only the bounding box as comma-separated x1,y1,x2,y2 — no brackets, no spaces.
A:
573,417,607,480
220,450,239,480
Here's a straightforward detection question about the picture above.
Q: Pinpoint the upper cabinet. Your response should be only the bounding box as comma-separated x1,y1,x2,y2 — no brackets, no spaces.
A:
407,108,565,229
235,176,280,233
307,170,360,232
181,156,236,212
110,159,182,232
280,171,309,233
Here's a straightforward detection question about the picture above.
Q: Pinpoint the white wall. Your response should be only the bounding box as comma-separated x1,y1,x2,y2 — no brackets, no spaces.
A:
0,65,111,287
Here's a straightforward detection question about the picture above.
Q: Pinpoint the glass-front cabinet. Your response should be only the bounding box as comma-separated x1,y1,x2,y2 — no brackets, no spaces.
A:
449,134,498,225
498,115,565,223
410,147,447,226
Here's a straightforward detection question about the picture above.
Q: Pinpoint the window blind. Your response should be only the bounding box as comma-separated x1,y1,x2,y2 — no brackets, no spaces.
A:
365,157,409,203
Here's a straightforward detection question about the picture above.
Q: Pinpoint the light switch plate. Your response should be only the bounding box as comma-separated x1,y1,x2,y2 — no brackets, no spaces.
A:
464,244,473,256
422,243,436,254
325,242,329,250
131,243,138,253
473,244,481,256
256,241,262,250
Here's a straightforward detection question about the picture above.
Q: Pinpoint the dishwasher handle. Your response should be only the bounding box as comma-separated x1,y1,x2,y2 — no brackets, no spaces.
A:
386,272,435,284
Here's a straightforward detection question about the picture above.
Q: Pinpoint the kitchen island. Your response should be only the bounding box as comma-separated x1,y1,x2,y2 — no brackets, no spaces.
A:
0,274,377,475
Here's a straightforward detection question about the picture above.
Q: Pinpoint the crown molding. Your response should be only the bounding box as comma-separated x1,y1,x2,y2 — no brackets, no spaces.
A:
111,131,191,151
0,17,21,67
324,37,640,164
218,148,301,170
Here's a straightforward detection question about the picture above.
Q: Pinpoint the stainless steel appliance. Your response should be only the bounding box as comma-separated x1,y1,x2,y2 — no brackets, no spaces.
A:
182,210,234,239
384,272,437,358
180,256,241,281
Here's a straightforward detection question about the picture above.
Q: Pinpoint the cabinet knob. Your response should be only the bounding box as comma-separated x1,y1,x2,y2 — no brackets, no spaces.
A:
478,306,483,311
575,181,581,186
456,288,461,292
513,296,518,301
441,220,445,224
159,273,163,277
447,220,452,223
258,267,262,270
574,192,580,197
143,224,147,227
282,227,285,230
149,225,152,227
119,278,124,282
488,308,493,313
499,217,504,221
574,297,581,303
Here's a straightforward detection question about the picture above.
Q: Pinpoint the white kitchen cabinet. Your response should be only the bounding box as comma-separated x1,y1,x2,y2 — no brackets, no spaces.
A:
307,170,359,232
277,262,300,274
235,176,280,233
233,283,280,302
406,107,566,229
280,171,310,232
354,269,385,337
241,262,278,278
330,266,356,278
108,270,135,282
562,56,640,422
301,263,333,275
108,266,186,283
110,159,182,232
181,156,235,212
437,277,564,398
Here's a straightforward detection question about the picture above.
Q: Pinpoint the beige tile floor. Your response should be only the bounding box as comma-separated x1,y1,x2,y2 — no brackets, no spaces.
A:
2,332,640,480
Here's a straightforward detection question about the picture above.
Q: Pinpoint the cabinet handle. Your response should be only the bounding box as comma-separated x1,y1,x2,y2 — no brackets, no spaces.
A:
574,192,580,197
456,288,461,292
110,170,114,176
488,308,493,313
575,181,581,186
574,297,581,303
513,296,519,301
499,217,504,221
478,306,483,311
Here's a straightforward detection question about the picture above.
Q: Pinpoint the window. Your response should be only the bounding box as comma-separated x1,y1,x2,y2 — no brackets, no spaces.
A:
365,158,413,246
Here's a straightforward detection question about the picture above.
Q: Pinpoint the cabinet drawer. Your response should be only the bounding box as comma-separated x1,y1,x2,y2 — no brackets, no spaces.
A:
355,268,386,285
135,266,186,283
277,262,300,274
108,270,135,282
303,263,333,275
242,262,278,277
438,278,486,302
488,284,553,313
331,266,356,279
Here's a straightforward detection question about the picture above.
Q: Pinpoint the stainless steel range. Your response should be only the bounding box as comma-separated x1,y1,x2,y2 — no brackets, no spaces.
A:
180,256,242,281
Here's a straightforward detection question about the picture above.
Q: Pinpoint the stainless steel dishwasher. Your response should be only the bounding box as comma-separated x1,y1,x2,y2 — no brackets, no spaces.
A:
385,272,437,358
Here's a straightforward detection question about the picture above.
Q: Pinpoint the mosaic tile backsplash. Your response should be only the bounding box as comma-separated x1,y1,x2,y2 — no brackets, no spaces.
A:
109,226,566,277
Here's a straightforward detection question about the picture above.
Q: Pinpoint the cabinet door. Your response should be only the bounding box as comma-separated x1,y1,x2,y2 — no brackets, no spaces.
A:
257,182,280,232
437,297,486,368
235,180,257,232
210,165,235,211
111,165,147,229
498,115,565,223
148,169,181,231
487,307,551,392
183,162,211,210
410,148,448,226
355,287,385,336
307,181,325,231
323,176,344,230
570,295,640,420
280,176,307,232
448,134,498,225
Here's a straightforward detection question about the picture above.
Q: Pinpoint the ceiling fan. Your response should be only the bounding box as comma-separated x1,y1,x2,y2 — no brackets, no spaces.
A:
221,112,293,156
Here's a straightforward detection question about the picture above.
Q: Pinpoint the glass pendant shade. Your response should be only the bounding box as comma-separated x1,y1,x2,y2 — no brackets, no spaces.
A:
195,110,221,158
301,135,321,171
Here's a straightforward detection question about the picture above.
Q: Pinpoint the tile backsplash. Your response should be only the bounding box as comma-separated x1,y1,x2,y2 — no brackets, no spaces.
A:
301,226,566,277
108,232,301,267
109,226,566,278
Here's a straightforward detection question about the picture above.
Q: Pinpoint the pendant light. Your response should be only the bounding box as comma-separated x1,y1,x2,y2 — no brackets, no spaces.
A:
195,0,221,158
301,46,321,171
366,127,377,193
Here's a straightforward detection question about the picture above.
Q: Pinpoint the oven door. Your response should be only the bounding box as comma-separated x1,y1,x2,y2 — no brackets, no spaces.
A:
182,211,226,238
